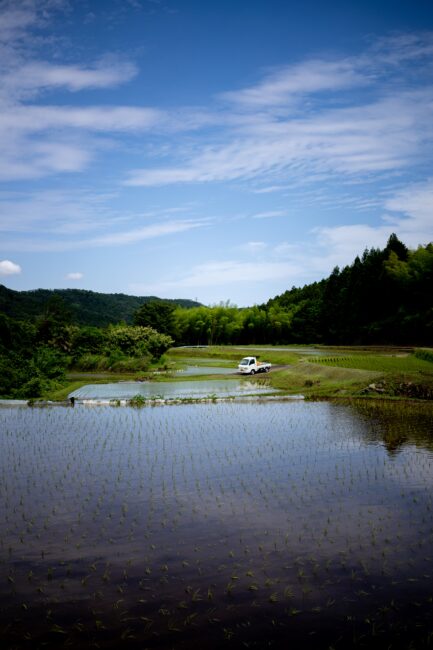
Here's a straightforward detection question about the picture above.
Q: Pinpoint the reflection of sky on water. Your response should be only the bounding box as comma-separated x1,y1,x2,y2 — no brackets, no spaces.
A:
1,401,433,648
176,365,236,375
68,378,275,399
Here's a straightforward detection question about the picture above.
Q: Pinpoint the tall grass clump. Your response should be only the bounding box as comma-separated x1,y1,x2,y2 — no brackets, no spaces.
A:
414,348,433,363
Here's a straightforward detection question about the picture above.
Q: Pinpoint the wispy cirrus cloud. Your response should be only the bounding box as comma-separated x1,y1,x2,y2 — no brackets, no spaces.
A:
0,186,209,252
0,218,208,252
384,178,433,235
0,1,69,44
126,90,433,186
0,1,152,181
0,137,92,181
130,259,301,295
240,241,268,253
366,32,433,67
1,59,138,102
0,105,163,133
275,178,433,276
128,178,433,305
1,0,432,289
3,0,433,195
0,189,117,234
126,32,433,189
251,210,287,219
87,219,207,248
219,59,368,108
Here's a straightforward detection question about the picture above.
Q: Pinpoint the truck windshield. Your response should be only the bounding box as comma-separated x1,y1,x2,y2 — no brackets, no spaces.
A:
239,358,250,365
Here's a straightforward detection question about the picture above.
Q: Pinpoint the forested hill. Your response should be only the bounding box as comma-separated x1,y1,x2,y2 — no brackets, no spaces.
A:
0,286,201,327
1,234,432,344
266,235,433,344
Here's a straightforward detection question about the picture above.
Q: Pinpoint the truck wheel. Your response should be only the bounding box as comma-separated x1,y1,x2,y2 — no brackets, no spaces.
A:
265,367,270,372
250,369,255,375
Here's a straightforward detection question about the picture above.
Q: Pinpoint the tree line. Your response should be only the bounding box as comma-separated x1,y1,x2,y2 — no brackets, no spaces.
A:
0,285,200,326
136,235,433,346
1,234,431,397
0,297,173,398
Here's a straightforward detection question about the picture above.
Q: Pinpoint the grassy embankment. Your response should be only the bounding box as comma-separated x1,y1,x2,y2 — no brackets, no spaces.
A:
47,345,433,401
270,347,433,399
169,345,433,400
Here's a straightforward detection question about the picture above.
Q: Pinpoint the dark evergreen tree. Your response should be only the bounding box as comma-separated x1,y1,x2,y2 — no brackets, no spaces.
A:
133,300,177,338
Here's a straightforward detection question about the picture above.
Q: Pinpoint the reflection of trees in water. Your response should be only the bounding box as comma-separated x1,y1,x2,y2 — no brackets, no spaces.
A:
348,399,433,455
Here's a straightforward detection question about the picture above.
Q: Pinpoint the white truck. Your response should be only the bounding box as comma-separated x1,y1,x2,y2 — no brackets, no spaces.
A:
238,356,271,375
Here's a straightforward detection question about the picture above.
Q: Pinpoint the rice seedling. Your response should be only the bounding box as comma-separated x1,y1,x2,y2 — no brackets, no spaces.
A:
1,399,432,648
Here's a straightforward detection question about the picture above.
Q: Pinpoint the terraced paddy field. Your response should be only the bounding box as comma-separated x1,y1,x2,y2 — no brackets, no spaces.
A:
1,399,433,649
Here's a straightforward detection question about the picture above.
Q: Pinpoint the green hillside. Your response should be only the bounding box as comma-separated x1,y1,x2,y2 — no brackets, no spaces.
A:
0,285,200,327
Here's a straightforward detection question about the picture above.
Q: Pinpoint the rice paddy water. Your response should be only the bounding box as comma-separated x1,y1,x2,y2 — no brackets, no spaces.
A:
0,400,432,649
68,378,275,401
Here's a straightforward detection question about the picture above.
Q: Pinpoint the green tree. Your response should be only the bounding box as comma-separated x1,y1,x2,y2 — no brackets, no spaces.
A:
106,324,173,360
133,300,176,338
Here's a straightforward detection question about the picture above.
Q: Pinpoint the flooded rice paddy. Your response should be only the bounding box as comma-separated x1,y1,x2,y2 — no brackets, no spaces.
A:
175,366,236,376
1,400,433,649
68,378,275,401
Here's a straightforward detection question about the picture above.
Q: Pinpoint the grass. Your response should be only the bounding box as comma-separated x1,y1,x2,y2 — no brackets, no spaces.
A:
259,347,433,400
309,354,433,373
168,345,300,366
37,345,433,402
302,351,433,399
268,361,380,398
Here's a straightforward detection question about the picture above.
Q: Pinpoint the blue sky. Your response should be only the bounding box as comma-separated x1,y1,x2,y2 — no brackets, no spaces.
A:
0,0,433,306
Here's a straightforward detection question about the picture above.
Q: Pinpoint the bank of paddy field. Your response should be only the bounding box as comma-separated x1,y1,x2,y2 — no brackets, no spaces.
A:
43,344,433,404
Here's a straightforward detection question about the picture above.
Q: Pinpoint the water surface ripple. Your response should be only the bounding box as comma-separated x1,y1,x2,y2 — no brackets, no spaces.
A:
1,400,432,649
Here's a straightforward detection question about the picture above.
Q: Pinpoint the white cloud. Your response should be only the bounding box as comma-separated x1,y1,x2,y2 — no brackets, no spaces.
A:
66,272,83,280
251,210,286,219
0,218,208,252
0,1,157,181
0,105,163,134
0,7,432,302
0,1,67,44
131,260,302,295
240,241,267,253
0,189,117,234
0,137,92,181
272,179,433,278
127,175,433,305
1,60,138,101
0,259,21,276
252,185,288,194
88,219,207,247
126,92,433,186
384,178,433,231
367,32,433,67
220,59,367,108
312,224,393,267
125,34,433,189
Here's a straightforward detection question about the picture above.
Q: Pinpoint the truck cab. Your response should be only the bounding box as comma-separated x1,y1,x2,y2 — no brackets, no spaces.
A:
238,356,271,375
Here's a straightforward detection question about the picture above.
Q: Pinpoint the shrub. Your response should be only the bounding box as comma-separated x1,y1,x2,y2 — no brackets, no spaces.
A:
109,356,151,372
414,348,433,363
74,354,102,371
105,325,173,360
31,347,67,380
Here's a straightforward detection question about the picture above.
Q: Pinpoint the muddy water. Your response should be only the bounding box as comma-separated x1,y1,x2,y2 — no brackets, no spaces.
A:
0,400,432,649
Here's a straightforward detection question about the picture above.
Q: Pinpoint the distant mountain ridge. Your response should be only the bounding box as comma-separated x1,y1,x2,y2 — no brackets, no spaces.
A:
0,285,201,327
